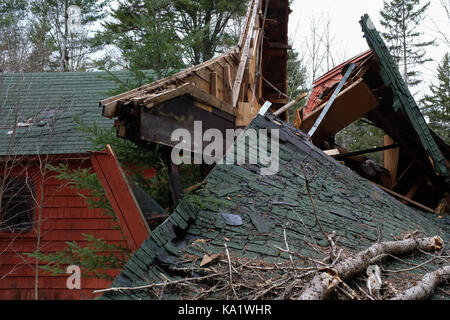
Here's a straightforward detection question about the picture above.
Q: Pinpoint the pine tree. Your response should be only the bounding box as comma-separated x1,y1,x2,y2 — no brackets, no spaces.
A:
97,0,185,79
421,53,450,143
173,0,247,65
379,0,436,87
286,47,308,122
98,0,247,73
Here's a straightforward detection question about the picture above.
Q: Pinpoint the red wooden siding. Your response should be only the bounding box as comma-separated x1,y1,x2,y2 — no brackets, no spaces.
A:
91,145,150,251
0,157,130,300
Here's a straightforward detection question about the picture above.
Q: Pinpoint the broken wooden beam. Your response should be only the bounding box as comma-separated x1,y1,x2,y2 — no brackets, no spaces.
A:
373,182,436,214
333,144,399,160
300,78,378,145
273,92,308,117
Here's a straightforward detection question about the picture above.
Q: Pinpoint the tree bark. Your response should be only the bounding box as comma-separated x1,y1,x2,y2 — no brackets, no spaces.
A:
391,266,450,300
298,236,444,300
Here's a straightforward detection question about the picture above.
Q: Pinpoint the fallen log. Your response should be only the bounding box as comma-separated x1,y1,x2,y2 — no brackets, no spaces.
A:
298,235,444,300
390,266,450,300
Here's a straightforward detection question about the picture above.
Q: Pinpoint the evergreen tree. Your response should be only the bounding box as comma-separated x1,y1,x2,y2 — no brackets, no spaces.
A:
421,53,450,143
98,0,247,73
286,47,308,122
379,0,436,87
173,0,247,65
97,0,185,79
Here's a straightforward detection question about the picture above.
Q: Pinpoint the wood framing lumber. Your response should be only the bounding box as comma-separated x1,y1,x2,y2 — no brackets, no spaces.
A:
273,92,308,117
384,135,400,186
300,78,378,144
232,0,260,107
143,83,236,116
372,182,436,214
333,144,399,159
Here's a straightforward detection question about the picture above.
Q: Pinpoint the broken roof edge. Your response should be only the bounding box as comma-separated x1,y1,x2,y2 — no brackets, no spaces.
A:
99,47,240,110
360,14,449,184
312,50,374,86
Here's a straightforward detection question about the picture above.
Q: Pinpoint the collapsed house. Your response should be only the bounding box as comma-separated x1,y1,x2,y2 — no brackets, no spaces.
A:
96,0,449,300
295,15,449,215
99,113,449,300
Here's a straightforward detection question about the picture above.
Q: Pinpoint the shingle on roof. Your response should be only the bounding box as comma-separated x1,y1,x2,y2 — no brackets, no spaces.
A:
102,113,449,300
0,71,154,156
360,14,449,184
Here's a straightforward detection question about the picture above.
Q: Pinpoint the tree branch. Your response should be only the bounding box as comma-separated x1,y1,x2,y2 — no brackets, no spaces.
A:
298,235,444,300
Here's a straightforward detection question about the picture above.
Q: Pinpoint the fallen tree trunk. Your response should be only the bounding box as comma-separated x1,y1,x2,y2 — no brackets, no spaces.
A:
390,266,450,300
299,236,444,300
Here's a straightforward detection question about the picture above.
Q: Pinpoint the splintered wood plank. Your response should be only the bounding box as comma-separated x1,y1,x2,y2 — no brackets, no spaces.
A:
232,0,259,107
91,145,150,251
324,149,340,156
300,78,378,144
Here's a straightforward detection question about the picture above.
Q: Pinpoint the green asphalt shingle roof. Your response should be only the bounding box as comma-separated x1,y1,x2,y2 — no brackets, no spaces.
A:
102,114,449,300
0,71,152,156
360,14,449,184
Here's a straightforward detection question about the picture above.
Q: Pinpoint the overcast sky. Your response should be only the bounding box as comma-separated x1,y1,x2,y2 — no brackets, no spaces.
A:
288,0,450,96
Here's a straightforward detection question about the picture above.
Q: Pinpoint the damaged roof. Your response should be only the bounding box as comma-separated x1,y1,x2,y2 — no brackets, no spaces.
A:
0,71,152,156
297,15,449,213
359,15,449,185
304,50,374,117
101,114,449,300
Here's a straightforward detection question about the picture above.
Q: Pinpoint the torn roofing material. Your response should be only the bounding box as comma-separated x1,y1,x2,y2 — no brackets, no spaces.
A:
100,114,449,300
297,15,449,213
359,14,449,185
304,50,374,117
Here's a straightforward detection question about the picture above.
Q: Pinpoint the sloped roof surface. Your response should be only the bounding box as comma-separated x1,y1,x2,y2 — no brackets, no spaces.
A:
0,71,152,156
102,114,449,300
360,15,449,184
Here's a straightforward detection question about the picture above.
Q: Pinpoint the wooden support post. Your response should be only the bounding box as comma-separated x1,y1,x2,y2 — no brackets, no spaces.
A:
232,0,259,107
200,164,214,180
240,67,250,102
163,148,185,207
